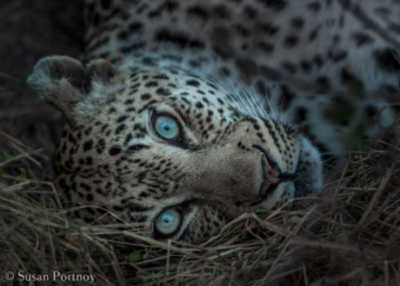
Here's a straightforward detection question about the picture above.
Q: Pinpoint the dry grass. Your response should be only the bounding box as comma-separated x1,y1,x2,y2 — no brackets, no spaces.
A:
1,125,399,286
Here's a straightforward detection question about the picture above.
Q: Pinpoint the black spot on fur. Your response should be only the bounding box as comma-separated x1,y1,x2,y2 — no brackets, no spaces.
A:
353,32,374,47
187,5,209,21
86,36,110,54
164,54,184,63
128,22,143,33
213,4,230,19
86,193,94,201
315,76,331,92
217,98,225,105
152,74,170,80
189,59,201,67
96,139,106,154
105,7,127,22
83,140,94,152
308,27,319,42
279,85,296,111
260,65,282,81
168,83,177,88
340,68,358,85
124,133,133,146
291,17,304,29
196,102,204,109
117,115,128,123
120,42,146,54
156,88,172,96
155,29,205,49
145,81,159,88
374,49,400,72
109,146,122,156
295,107,308,123
257,22,280,36
281,61,297,74
147,0,179,18
220,67,231,76
312,55,324,68
80,183,92,192
300,60,312,72
128,144,151,152
236,58,258,81
162,0,179,13
257,41,274,54
212,26,233,59
284,35,298,48
329,50,348,62
243,5,257,18
389,23,400,35
115,124,126,135
332,34,341,45
234,24,250,37
136,3,149,14
307,2,321,12
117,30,128,40
186,79,200,87
375,6,391,16
256,0,287,11
255,80,267,97
84,127,93,136
141,93,151,100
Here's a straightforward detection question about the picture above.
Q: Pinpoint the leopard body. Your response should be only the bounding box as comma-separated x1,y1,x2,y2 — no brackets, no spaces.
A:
27,0,400,242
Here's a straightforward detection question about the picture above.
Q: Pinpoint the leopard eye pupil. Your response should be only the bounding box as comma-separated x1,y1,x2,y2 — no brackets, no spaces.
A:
162,213,173,223
155,115,179,140
154,209,181,236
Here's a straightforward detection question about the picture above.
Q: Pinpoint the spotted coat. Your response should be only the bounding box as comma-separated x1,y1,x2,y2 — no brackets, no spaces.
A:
27,0,400,243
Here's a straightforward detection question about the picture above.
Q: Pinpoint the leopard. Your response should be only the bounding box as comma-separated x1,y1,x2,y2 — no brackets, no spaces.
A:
27,0,400,243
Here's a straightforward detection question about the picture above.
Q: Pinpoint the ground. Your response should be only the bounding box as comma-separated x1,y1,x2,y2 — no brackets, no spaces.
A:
0,1,399,286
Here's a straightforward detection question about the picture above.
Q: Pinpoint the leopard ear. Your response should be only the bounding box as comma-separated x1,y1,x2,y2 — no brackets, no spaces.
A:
27,56,89,121
86,58,119,83
27,55,120,123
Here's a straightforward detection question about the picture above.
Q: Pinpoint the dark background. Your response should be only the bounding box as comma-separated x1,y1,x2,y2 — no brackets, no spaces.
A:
0,1,84,156
0,1,83,77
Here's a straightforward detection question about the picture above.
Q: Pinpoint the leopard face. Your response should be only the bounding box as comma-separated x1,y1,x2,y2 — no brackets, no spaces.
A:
28,56,322,243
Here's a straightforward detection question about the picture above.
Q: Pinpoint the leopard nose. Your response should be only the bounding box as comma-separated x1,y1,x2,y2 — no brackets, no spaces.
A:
259,153,281,198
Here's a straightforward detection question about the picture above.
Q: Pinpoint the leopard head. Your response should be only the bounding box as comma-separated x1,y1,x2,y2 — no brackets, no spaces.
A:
28,55,323,243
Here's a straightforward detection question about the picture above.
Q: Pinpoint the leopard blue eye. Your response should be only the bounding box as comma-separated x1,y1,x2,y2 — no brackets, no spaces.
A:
155,115,179,140
154,209,181,236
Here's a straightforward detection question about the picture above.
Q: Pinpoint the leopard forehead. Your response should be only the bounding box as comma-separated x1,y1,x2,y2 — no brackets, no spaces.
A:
73,65,246,148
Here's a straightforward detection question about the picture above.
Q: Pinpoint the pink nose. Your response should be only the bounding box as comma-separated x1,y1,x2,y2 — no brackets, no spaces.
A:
259,153,280,198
